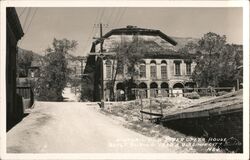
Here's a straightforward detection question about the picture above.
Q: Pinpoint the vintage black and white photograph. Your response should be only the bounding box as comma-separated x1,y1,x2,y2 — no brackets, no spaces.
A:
1,0,249,159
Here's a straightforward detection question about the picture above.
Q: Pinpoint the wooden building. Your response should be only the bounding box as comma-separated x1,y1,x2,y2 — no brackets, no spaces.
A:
6,7,24,130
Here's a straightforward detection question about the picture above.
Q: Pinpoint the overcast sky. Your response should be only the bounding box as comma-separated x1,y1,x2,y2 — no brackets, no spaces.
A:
15,7,243,56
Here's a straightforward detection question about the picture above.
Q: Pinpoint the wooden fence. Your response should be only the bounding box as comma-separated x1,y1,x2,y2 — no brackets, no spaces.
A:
16,86,34,108
132,87,234,98
139,98,163,123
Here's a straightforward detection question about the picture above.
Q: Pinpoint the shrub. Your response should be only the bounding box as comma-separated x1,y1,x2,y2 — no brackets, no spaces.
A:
184,92,200,99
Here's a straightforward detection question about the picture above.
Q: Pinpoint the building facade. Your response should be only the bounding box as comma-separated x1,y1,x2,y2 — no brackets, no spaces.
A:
103,57,196,100
84,26,197,101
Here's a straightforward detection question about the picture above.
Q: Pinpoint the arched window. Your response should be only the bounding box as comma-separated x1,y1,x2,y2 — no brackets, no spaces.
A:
105,60,112,79
139,82,148,98
139,60,146,78
173,83,184,89
150,82,158,97
116,82,125,101
161,60,167,79
161,82,169,97
150,60,157,78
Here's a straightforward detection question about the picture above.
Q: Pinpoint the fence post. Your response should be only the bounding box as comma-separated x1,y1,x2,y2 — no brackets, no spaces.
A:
140,97,143,122
30,88,34,107
160,102,163,115
149,98,152,121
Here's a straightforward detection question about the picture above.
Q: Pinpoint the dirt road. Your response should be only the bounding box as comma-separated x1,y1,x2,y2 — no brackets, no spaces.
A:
7,101,194,153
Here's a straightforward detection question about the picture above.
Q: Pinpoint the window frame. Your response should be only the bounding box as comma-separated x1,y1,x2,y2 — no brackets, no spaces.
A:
161,60,167,79
175,62,181,76
186,62,192,75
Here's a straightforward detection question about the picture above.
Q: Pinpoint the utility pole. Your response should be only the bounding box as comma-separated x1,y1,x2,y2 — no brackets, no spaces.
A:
93,23,108,52
100,23,103,52
93,23,108,102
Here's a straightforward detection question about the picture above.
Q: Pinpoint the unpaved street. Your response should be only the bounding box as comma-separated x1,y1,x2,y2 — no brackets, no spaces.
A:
7,101,195,153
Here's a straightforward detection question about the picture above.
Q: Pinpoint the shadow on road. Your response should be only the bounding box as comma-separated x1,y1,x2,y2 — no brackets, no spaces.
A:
7,113,30,132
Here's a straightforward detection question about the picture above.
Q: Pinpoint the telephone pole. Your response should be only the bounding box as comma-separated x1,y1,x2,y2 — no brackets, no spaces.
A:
93,22,108,102
93,23,108,53
100,23,103,52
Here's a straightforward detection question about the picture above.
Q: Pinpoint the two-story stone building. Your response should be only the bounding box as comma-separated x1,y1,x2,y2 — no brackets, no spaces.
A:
84,26,197,101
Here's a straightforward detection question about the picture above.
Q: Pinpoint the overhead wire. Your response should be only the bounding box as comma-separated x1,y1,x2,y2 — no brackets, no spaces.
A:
82,8,103,53
18,7,27,18
98,8,105,23
116,8,127,27
113,8,124,28
107,8,115,25
22,8,31,31
83,7,126,54
25,8,38,34
19,8,38,46
109,7,122,29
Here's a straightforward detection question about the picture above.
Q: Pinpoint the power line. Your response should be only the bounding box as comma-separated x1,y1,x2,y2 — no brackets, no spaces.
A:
107,8,115,25
108,8,121,28
18,7,26,18
82,8,103,53
116,8,127,27
19,8,38,46
98,8,105,23
22,8,31,31
112,8,124,28
25,8,38,34
109,8,119,28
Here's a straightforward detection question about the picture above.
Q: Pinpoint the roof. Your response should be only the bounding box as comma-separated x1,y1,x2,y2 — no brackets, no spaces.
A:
162,90,242,121
93,26,177,46
107,39,196,59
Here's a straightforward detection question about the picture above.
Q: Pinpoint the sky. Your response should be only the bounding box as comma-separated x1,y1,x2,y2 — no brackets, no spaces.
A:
15,7,243,56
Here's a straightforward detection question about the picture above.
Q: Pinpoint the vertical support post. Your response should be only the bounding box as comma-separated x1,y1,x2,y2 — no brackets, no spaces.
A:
171,88,173,97
236,79,239,91
74,66,77,95
160,101,163,115
100,23,103,53
99,23,105,102
140,96,143,122
30,87,34,108
149,98,152,121
80,59,83,75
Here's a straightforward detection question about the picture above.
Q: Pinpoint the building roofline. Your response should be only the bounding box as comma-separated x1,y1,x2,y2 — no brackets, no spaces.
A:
93,26,177,46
